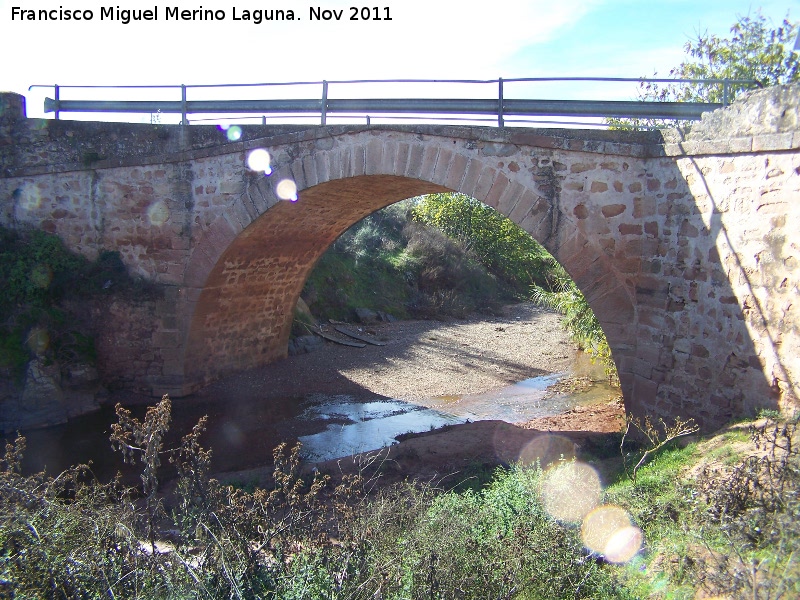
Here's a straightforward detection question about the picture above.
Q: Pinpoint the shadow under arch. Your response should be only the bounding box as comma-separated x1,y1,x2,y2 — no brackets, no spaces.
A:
182,173,637,416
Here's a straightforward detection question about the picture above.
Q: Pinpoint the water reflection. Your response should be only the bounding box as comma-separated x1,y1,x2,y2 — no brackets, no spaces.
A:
298,396,464,462
3,352,619,477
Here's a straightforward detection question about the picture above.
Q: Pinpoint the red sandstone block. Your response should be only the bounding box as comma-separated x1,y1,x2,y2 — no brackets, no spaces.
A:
432,148,453,185
419,145,439,181
444,153,468,190
406,144,424,177
508,189,538,224
601,204,626,218
290,160,307,191
459,158,483,198
365,138,383,175
474,167,497,201
618,223,642,235
303,155,318,187
507,132,561,149
395,142,410,175
484,173,509,210
633,374,658,401
496,179,525,216
381,142,399,175
152,330,180,349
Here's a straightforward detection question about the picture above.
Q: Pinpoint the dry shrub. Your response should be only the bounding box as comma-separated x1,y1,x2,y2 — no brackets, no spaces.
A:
689,417,800,599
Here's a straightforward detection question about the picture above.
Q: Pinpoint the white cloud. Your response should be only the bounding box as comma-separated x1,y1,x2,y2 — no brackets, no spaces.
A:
1,0,601,92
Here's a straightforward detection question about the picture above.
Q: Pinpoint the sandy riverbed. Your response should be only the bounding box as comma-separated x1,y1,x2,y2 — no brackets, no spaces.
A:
200,303,625,485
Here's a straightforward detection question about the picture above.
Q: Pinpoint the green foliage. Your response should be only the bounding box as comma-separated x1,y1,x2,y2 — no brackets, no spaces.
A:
4,397,800,599
0,226,147,377
531,260,618,382
0,399,636,599
303,199,506,321
607,415,800,599
608,12,800,130
412,192,552,291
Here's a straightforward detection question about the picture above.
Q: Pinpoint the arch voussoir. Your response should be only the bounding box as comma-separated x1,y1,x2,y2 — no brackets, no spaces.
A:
431,147,454,186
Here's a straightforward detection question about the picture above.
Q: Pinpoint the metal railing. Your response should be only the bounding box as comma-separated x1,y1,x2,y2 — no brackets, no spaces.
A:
30,77,760,127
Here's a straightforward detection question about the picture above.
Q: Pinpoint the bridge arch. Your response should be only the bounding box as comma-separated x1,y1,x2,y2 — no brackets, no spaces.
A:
182,132,637,411
4,85,796,430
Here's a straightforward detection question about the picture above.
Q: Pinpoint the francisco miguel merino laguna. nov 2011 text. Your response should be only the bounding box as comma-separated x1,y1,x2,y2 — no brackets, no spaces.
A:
10,5,393,24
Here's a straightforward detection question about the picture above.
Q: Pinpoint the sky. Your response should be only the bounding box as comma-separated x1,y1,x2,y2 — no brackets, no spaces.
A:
0,0,797,124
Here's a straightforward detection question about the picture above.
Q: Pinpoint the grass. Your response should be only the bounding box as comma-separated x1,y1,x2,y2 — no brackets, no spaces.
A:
1,399,799,599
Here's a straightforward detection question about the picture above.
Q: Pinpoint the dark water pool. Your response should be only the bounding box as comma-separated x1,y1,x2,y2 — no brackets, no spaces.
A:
3,351,618,478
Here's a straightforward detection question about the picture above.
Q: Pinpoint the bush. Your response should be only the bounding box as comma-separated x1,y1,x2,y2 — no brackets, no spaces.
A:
303,201,507,321
0,226,153,378
0,397,637,599
412,192,553,293
531,260,618,382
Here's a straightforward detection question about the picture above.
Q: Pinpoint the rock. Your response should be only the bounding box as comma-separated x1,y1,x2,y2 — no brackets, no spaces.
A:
63,389,101,419
63,362,99,386
288,335,324,356
19,358,68,429
354,308,379,323
294,297,316,324
0,359,105,433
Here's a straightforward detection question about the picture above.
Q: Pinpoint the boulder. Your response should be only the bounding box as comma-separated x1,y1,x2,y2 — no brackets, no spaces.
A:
19,358,68,429
354,308,379,323
288,335,325,356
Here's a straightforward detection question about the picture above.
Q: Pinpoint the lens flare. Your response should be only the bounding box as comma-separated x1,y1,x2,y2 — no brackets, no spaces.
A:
581,505,643,563
540,461,601,523
147,201,170,226
247,148,272,175
276,179,298,202
604,525,643,563
226,126,242,141
517,433,576,469
222,422,244,447
217,123,231,131
15,184,42,213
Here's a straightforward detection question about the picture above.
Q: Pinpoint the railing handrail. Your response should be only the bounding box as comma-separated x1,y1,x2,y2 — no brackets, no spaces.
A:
28,76,762,91
29,76,761,127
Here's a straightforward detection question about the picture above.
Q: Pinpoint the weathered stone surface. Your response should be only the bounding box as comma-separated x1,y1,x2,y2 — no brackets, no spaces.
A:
1,84,798,430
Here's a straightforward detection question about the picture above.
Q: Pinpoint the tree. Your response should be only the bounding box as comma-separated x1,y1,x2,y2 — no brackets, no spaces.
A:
608,12,799,129
411,192,551,291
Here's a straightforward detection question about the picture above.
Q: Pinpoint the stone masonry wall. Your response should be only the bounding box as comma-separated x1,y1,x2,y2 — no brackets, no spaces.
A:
1,85,798,430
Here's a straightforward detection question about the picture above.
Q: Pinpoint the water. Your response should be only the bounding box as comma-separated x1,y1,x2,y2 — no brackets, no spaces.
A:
3,351,619,477
297,396,465,462
296,363,619,463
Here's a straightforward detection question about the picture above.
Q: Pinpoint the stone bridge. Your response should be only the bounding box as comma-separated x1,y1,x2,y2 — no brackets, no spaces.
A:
1,85,799,430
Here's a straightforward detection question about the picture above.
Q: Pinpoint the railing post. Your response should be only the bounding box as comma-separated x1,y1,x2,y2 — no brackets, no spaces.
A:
498,77,504,128
181,84,187,125
54,84,60,120
722,80,729,106
321,80,328,125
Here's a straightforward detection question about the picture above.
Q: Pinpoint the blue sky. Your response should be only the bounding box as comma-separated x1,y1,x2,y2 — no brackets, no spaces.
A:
0,0,796,122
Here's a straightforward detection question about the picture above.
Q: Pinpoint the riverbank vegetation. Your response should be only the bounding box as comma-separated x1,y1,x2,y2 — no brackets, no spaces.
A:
1,396,797,598
303,193,617,378
0,226,156,381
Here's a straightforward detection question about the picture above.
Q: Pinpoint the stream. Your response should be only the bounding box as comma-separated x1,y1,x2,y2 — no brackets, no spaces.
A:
4,350,618,480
